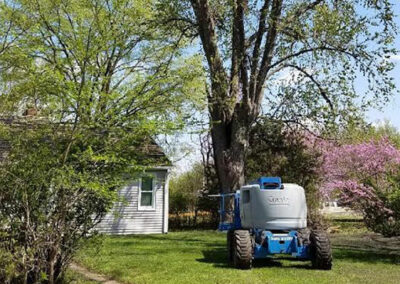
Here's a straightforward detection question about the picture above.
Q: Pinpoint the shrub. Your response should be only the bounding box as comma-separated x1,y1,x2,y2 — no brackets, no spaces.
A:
319,138,400,236
0,122,156,283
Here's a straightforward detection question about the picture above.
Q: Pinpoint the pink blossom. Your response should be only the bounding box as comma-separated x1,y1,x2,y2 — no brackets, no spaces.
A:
316,137,400,215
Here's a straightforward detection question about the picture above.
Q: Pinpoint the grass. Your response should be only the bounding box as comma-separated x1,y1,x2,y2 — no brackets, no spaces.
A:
75,228,400,284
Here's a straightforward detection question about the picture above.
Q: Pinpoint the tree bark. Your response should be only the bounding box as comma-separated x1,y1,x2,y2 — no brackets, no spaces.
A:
190,0,283,195
210,109,250,193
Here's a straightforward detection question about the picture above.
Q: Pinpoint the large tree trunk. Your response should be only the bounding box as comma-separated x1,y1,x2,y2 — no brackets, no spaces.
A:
210,106,253,222
210,110,251,193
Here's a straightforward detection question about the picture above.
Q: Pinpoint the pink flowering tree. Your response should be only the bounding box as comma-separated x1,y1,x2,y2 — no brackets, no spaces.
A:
319,138,400,236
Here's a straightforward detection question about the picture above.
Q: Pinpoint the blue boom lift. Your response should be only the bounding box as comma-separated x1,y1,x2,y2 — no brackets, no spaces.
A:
214,177,332,270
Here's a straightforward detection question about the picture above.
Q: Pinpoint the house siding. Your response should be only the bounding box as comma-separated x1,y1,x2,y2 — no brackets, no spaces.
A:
96,170,168,235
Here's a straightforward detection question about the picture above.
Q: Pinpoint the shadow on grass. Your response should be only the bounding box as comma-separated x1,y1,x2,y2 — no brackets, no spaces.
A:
253,258,312,270
105,234,226,251
196,249,312,270
196,248,230,268
109,233,224,245
333,248,400,264
197,247,400,269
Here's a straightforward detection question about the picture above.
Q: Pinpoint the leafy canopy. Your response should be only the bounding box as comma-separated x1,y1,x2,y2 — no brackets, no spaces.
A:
1,0,205,130
160,0,397,132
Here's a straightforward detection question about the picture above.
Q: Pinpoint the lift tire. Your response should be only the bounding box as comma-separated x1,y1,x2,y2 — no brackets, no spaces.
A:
233,230,252,269
310,229,332,270
227,229,235,263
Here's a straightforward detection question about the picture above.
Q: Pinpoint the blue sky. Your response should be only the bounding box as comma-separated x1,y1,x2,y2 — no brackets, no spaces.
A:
366,1,400,128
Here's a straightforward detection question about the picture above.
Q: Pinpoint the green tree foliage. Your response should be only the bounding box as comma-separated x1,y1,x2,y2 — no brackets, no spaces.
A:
0,0,204,283
169,163,204,215
341,120,400,147
0,0,205,126
169,160,220,229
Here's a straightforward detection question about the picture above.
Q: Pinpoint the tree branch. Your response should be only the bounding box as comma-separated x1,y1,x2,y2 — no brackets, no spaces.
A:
254,0,283,107
249,0,271,99
282,0,325,24
286,64,334,111
190,0,230,120
231,0,247,100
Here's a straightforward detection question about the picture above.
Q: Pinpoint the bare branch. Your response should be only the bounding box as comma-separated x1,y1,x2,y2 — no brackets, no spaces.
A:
254,0,283,106
249,0,271,99
283,0,325,23
268,46,339,70
190,0,230,119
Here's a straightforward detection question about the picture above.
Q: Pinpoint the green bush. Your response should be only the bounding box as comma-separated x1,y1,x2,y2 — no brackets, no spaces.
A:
364,172,400,237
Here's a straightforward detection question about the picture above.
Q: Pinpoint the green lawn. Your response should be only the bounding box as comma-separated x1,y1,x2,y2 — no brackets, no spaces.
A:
74,230,400,284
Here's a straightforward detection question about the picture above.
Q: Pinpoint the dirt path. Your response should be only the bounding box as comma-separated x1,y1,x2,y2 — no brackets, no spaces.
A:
70,262,122,284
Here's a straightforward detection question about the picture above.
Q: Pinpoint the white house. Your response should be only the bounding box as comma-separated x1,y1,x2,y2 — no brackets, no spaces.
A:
96,139,172,235
96,167,171,234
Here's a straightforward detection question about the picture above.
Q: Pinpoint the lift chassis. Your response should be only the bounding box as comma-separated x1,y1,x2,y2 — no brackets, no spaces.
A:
214,177,332,270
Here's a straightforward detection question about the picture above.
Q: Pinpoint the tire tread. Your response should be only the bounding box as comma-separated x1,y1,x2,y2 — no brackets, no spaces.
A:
310,229,333,270
233,230,252,269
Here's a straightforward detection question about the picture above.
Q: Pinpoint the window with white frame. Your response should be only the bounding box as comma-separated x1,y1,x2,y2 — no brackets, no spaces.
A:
139,176,155,210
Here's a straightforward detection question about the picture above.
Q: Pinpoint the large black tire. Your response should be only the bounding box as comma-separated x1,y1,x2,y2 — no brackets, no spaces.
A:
310,229,333,270
233,230,252,269
227,229,234,263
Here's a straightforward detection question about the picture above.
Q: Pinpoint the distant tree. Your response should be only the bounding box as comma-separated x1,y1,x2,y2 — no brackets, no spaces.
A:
169,157,220,228
169,163,204,221
340,120,400,147
0,0,204,283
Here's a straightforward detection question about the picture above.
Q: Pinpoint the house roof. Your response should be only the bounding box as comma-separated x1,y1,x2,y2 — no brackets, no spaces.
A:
0,116,171,167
